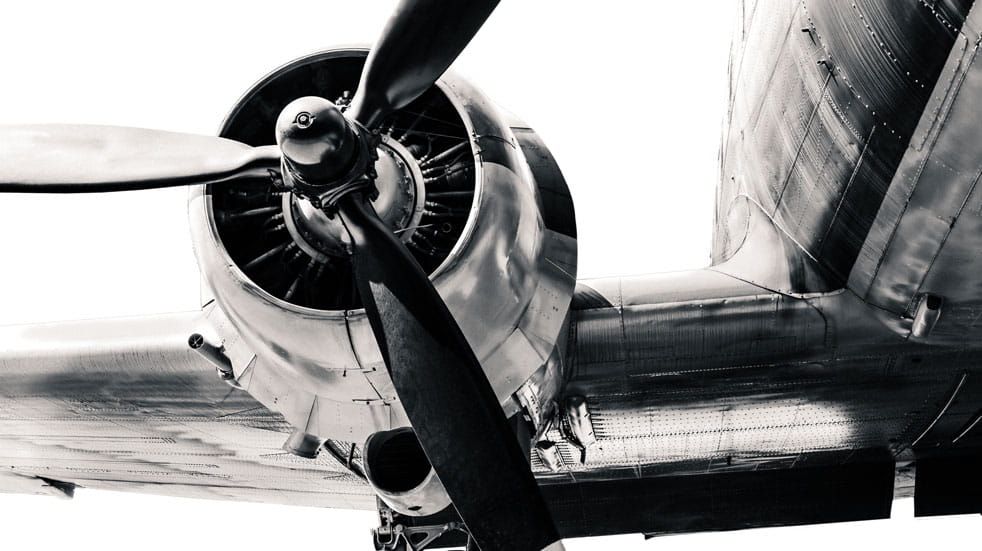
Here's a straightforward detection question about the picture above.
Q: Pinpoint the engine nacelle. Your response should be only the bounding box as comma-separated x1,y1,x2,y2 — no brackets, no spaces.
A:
189,49,576,444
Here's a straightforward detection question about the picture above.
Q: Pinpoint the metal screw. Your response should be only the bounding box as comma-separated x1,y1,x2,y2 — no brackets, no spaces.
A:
294,112,314,129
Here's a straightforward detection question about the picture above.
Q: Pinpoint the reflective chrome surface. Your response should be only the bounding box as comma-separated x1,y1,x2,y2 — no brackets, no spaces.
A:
532,266,982,483
189,49,577,443
362,428,452,517
561,395,596,450
0,312,374,509
846,4,982,344
714,0,971,289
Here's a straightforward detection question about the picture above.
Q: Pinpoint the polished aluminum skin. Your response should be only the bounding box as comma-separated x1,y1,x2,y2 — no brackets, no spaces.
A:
4,0,982,542
538,269,963,479
532,0,982,487
0,313,374,509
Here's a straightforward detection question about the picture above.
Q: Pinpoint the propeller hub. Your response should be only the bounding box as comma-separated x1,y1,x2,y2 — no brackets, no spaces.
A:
282,134,425,258
275,96,358,185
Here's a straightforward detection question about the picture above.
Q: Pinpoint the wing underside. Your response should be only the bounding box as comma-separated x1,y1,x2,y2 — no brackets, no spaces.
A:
0,304,909,538
0,312,373,509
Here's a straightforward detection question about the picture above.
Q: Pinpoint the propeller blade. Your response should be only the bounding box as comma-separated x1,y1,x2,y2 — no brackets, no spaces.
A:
336,196,561,551
348,0,499,128
0,124,279,193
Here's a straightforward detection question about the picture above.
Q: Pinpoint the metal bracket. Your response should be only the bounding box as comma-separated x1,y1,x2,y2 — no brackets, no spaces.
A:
372,501,470,551
560,394,597,460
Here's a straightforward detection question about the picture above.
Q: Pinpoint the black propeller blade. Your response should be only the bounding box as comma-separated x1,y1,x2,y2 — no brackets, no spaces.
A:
0,125,279,193
348,0,500,128
336,195,561,551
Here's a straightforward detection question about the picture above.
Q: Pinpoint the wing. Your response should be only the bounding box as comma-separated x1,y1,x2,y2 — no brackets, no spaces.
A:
0,311,373,509
712,0,979,326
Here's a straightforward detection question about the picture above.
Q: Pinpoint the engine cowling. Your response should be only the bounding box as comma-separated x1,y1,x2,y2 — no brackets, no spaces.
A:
189,48,577,446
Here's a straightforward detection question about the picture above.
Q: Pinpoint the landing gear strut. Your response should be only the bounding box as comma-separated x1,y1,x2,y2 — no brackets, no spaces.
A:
372,499,473,550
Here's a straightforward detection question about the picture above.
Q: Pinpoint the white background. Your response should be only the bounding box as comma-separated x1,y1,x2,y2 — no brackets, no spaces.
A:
0,1,978,549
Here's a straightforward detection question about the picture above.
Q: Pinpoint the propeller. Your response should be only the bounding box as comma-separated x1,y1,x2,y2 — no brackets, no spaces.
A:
0,1,563,549
347,0,500,128
335,195,560,551
0,125,279,193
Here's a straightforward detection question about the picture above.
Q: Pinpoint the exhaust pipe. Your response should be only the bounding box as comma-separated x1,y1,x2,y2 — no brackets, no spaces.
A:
363,428,452,517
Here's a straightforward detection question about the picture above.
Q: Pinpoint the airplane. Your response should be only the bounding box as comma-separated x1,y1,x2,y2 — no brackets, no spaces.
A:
2,1,982,550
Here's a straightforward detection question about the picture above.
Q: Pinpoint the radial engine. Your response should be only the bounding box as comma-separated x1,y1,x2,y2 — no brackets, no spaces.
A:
188,49,577,514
